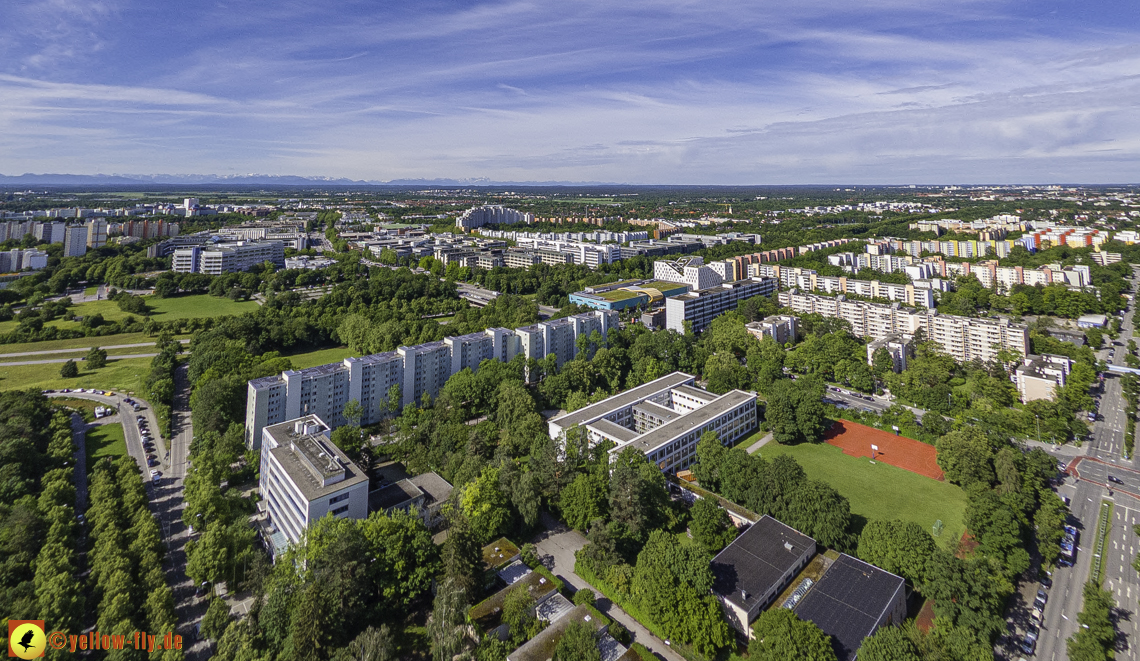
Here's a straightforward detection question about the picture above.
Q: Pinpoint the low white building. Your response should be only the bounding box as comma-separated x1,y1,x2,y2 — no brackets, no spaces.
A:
1015,354,1071,403
548,372,757,473
259,415,370,557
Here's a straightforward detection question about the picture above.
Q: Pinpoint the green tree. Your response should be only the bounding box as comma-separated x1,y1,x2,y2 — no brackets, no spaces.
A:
859,624,922,661
428,577,472,661
343,399,364,427
857,520,937,588
201,597,231,641
553,620,600,661
560,472,608,531
85,346,108,369
460,466,510,543
60,359,79,378
692,431,725,492
689,498,736,552
765,377,827,444
608,447,668,542
501,584,538,643
935,428,994,487
337,625,396,661
748,608,836,661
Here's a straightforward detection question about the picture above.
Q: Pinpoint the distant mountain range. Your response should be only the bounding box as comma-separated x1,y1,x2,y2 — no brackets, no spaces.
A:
0,173,615,186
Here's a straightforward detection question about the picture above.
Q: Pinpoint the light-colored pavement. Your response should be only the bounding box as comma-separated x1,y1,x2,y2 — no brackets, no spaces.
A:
746,432,773,454
0,338,189,359
531,513,686,661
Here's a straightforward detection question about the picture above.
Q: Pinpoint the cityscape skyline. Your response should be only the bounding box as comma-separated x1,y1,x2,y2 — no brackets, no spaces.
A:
1,0,1138,184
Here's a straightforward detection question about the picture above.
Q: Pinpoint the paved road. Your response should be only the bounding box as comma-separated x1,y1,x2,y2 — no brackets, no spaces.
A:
1030,270,1139,661
532,514,686,661
0,339,189,359
3,353,159,366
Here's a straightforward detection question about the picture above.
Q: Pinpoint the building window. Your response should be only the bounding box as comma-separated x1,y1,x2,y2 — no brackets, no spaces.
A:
332,505,349,516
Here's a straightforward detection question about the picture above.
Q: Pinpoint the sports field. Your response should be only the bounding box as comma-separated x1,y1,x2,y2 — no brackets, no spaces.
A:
824,419,944,480
757,440,966,545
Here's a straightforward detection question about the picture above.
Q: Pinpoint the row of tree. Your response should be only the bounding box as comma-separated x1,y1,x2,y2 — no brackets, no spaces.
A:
87,455,181,661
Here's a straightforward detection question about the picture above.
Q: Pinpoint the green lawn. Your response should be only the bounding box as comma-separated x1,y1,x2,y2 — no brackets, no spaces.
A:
0,356,152,394
283,346,356,370
756,441,967,547
84,286,98,296
47,294,258,330
85,422,127,474
0,332,190,355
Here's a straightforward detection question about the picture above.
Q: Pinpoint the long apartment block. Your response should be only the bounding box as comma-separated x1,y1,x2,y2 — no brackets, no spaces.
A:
665,278,778,333
778,290,1029,364
547,372,758,474
245,310,618,449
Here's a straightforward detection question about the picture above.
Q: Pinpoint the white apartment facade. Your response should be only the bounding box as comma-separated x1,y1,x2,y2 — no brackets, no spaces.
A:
259,415,369,556
779,290,1029,364
665,278,779,333
245,310,619,448
654,256,724,291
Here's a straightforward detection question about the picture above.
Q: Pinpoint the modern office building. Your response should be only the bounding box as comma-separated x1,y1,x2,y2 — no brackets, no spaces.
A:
173,240,285,274
258,415,369,556
779,290,1029,364
246,310,618,447
654,256,724,291
665,278,778,333
547,372,758,473
61,225,88,258
1014,354,1072,402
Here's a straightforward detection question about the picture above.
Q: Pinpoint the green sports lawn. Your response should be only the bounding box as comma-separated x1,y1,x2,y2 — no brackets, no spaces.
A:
756,440,966,547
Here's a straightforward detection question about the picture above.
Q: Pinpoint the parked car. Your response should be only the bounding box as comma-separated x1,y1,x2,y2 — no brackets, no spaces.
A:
1020,635,1036,655
1037,588,1048,604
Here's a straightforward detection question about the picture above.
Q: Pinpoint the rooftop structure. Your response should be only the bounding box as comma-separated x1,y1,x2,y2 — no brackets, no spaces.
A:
258,415,369,556
792,554,907,661
1015,354,1072,403
710,515,817,635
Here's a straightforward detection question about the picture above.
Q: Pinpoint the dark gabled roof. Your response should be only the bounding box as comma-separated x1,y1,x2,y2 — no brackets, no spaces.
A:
793,554,906,661
710,515,815,612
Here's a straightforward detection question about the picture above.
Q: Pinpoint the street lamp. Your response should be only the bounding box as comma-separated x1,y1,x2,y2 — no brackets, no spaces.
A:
1036,414,1041,444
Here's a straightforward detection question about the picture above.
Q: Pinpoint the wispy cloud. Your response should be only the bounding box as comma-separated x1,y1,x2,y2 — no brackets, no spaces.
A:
0,0,1137,181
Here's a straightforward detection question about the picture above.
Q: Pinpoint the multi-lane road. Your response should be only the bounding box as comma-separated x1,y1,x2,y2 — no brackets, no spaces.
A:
1030,269,1140,661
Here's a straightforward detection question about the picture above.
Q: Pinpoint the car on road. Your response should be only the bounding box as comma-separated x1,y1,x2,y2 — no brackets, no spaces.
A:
1109,475,1124,484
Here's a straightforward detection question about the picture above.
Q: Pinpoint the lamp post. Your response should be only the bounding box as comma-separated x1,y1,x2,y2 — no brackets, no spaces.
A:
1036,414,1041,444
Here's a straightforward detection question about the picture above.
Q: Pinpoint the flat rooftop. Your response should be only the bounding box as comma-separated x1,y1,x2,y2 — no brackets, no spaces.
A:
628,390,755,454
265,419,368,502
671,384,715,403
549,371,694,431
586,418,640,444
793,554,905,661
711,515,816,614
632,400,681,423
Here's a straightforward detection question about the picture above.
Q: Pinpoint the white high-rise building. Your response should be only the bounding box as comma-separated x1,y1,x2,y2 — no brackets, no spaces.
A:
62,225,88,258
244,310,619,448
258,415,369,557
85,218,108,248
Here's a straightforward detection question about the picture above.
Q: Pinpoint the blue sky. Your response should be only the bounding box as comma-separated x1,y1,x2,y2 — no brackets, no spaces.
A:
1,0,1138,184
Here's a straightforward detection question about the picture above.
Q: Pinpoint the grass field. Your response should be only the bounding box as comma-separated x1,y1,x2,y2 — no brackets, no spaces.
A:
47,294,257,331
85,422,127,473
0,356,151,394
283,346,356,370
0,332,190,356
756,440,967,547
